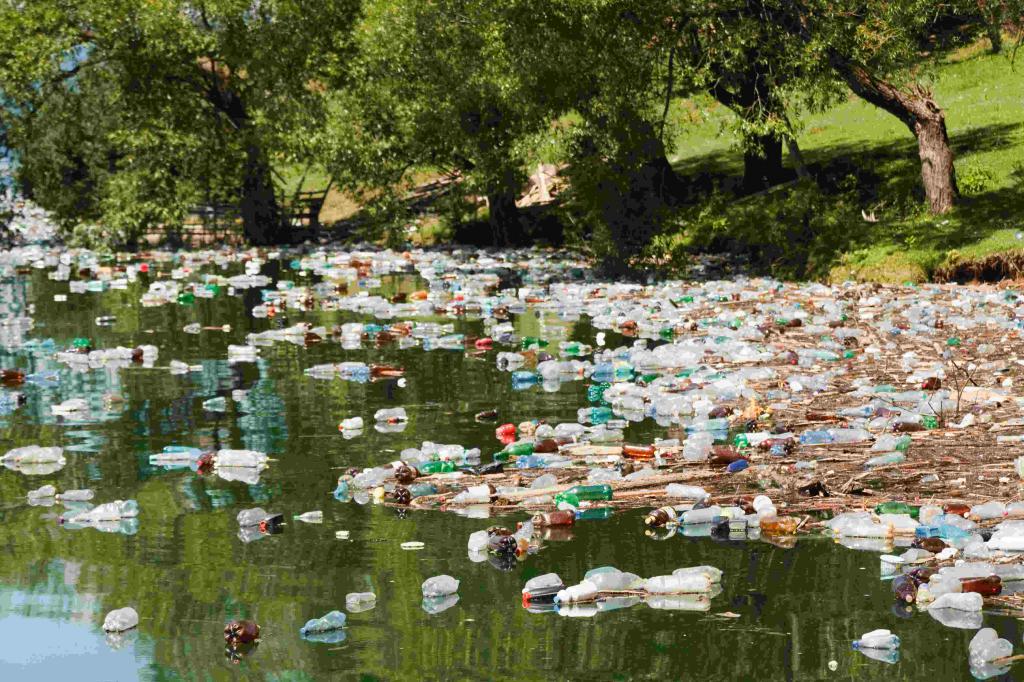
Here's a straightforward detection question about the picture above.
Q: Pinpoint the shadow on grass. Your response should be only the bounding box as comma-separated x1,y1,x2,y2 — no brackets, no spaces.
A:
664,121,1024,279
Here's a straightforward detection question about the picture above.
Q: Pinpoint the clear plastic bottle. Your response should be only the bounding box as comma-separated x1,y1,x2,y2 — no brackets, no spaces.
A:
373,407,407,423
293,510,323,524
422,575,460,597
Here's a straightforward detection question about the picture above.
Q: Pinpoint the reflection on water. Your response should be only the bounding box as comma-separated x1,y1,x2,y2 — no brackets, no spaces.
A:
0,265,1015,680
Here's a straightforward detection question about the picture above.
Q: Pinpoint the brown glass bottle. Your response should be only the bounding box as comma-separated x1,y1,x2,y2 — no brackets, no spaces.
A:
224,620,260,644
960,575,1001,596
913,537,948,553
759,516,799,535
392,486,412,505
370,364,404,378
0,369,25,387
622,444,655,460
943,503,971,517
892,574,917,603
394,464,418,485
534,439,560,454
644,506,679,527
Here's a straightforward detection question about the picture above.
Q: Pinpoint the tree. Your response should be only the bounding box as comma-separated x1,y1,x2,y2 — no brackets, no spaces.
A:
781,0,960,214
670,2,811,191
0,0,359,246
328,0,567,246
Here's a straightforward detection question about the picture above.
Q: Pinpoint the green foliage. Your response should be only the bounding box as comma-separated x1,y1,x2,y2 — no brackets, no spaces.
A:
957,163,997,195
1,0,360,246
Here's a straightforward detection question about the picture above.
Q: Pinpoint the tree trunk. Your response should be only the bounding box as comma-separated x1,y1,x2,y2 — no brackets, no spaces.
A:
743,134,786,192
987,19,1002,54
787,137,811,179
709,71,789,192
916,114,958,214
240,143,288,245
832,58,958,214
486,186,520,247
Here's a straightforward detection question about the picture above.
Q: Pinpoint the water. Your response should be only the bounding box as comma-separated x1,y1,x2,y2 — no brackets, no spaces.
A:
0,265,1017,680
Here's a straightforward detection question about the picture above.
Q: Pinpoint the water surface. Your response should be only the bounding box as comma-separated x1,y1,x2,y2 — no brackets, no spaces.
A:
0,265,1014,681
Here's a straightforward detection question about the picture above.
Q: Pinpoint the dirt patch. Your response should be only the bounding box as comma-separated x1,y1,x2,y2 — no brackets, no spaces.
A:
934,250,1024,283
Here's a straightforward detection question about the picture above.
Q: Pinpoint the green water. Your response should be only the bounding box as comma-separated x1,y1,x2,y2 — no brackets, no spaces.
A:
0,266,1013,681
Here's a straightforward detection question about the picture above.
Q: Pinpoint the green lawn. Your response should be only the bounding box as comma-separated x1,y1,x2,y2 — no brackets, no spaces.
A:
661,43,1024,282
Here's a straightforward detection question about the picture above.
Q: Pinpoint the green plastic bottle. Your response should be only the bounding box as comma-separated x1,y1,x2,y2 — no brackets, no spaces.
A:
416,460,455,475
554,484,612,506
520,337,548,350
71,337,91,350
874,501,920,519
561,341,583,356
587,383,610,404
177,291,195,305
921,415,939,430
503,442,535,458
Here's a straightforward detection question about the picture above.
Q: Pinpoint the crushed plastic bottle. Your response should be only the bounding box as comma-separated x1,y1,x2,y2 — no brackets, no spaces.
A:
102,607,139,632
422,575,460,598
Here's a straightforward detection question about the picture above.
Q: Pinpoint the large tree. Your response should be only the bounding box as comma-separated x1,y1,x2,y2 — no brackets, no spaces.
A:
0,0,359,246
781,0,961,213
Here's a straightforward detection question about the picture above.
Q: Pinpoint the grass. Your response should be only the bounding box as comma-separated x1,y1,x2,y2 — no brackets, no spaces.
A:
659,39,1024,282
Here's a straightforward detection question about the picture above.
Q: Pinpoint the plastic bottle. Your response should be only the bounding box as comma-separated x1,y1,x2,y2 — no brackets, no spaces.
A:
293,511,323,524
644,574,713,594
417,460,456,475
522,574,565,600
682,506,721,524
102,607,139,632
345,592,376,612
673,566,723,583
215,449,268,468
70,499,138,522
586,568,642,591
300,610,346,635
554,581,598,604
422,575,460,597
374,407,407,423
665,484,710,502
202,396,227,412
237,507,270,527
852,629,900,650
875,502,920,519
928,592,983,611
338,417,364,432
760,516,799,535
970,628,1013,665
799,430,833,445
865,452,905,467
554,484,612,507
27,484,56,502
577,406,613,424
